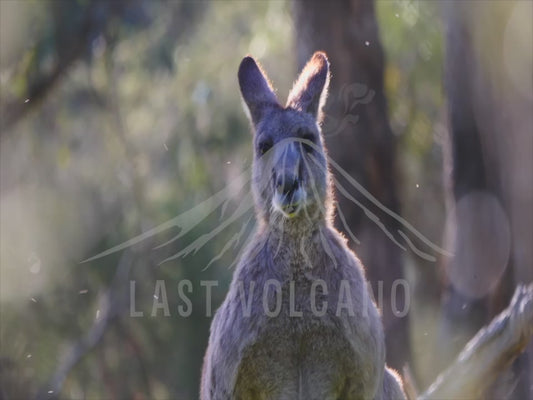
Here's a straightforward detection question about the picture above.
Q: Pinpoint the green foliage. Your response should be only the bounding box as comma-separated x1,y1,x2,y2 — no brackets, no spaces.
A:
377,0,447,253
1,1,294,398
1,0,450,398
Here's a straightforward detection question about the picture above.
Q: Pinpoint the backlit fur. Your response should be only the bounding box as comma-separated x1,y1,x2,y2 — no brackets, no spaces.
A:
200,52,405,400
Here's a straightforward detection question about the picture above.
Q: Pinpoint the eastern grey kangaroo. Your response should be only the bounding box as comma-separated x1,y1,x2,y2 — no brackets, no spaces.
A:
201,52,406,400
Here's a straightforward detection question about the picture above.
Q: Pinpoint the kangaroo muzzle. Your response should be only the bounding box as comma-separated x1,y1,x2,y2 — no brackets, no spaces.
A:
272,141,306,218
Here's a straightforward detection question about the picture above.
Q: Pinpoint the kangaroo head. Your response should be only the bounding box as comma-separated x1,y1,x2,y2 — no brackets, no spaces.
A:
238,52,332,230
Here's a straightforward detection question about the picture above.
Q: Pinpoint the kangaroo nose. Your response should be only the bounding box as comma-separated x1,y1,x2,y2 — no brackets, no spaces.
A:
276,174,299,197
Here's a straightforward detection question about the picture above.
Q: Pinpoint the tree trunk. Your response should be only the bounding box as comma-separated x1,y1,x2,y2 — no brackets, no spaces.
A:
439,1,533,397
421,284,533,400
292,0,409,371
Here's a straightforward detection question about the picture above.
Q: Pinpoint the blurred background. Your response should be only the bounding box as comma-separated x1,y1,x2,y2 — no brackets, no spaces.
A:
0,0,531,399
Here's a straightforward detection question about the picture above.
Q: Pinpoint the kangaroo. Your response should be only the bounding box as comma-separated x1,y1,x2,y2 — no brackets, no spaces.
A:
200,52,406,400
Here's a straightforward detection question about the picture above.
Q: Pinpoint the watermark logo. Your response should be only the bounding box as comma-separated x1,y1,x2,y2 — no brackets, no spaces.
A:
82,81,450,315
82,145,450,268
129,278,410,319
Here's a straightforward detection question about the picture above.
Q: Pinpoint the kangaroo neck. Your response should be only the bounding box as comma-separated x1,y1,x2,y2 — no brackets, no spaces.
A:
263,219,329,270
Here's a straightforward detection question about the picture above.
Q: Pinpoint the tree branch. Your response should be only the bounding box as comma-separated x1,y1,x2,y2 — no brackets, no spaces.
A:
35,250,134,400
420,283,533,399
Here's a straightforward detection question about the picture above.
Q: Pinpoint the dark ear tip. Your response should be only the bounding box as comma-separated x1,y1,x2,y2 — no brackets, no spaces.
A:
239,56,258,76
241,55,256,64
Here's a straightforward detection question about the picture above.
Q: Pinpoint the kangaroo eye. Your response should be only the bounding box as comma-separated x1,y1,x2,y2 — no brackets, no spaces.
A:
258,140,273,155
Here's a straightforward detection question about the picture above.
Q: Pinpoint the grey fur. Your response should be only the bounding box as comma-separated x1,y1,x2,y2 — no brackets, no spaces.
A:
201,52,406,400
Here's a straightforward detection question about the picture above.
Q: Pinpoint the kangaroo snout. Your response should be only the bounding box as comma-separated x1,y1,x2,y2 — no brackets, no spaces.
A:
272,140,302,190
272,169,305,218
275,173,300,197
270,141,307,217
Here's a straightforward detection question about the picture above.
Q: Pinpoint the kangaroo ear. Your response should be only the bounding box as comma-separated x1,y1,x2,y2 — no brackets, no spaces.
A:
286,51,330,121
238,56,279,126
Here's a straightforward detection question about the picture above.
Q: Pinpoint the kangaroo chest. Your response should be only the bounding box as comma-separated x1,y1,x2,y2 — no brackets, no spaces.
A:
233,273,372,400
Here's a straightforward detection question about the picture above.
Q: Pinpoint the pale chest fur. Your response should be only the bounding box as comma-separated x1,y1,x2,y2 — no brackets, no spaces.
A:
219,228,385,400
